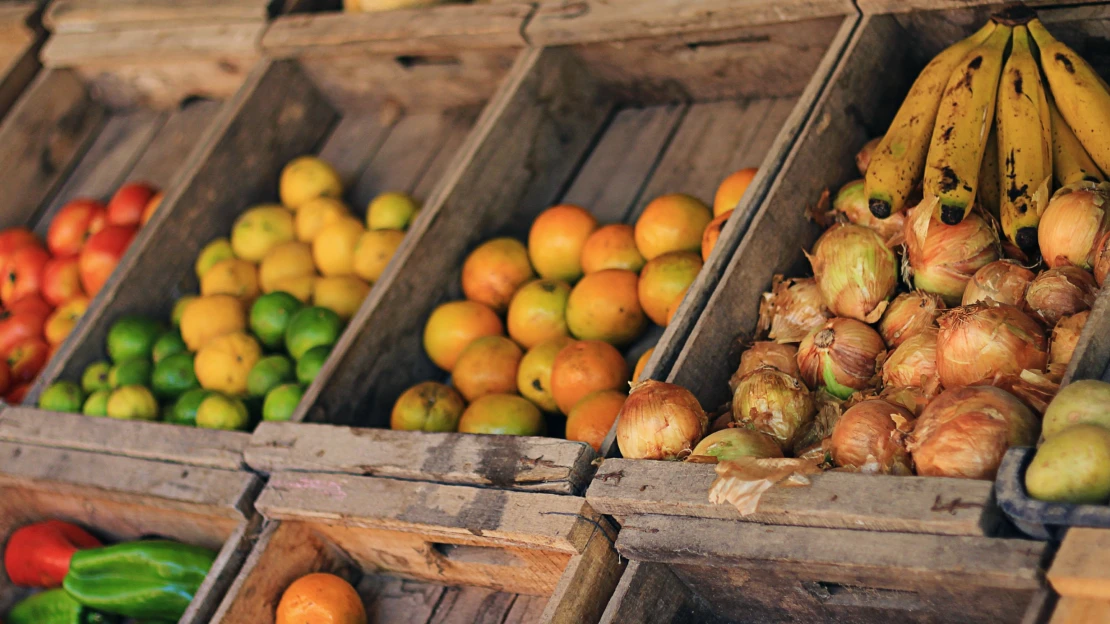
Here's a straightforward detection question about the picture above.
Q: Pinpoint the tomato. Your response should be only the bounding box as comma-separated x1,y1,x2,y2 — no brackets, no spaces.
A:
7,338,50,384
41,256,84,307
43,297,88,346
47,199,107,258
8,295,52,319
0,311,46,357
78,225,136,297
107,182,157,227
0,228,42,268
1,246,50,306
6,382,29,403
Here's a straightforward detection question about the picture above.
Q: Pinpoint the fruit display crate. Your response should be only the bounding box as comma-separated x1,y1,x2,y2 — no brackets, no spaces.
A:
0,1,45,123
1042,528,1110,623
0,441,262,624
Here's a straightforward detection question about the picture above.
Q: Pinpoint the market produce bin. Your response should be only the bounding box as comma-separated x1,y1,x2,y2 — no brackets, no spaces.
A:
0,1,45,123
0,441,262,624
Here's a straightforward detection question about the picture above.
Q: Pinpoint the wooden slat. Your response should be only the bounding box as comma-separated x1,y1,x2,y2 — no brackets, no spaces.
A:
1049,597,1110,624
43,21,264,66
316,112,394,190
349,110,452,210
1048,528,1110,601
127,99,225,188
181,514,264,624
46,0,270,33
541,522,624,624
857,0,1106,15
598,561,727,624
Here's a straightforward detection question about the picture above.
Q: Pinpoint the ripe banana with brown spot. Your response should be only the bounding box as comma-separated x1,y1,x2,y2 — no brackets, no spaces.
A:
1048,96,1105,185
864,21,997,220
923,23,1012,226
978,124,1001,222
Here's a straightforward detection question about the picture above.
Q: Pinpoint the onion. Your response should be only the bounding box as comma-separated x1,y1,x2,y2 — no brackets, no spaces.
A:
830,399,915,474
732,367,816,452
1042,379,1110,439
1025,266,1097,327
1038,181,1110,269
757,276,832,343
936,302,1047,388
962,260,1035,307
1093,230,1110,286
689,428,783,462
731,342,799,391
833,180,904,242
1049,311,1089,371
878,290,945,348
881,327,939,390
907,385,1039,480
616,380,708,460
856,136,882,175
797,318,885,400
904,205,999,305
879,385,932,417
807,223,898,323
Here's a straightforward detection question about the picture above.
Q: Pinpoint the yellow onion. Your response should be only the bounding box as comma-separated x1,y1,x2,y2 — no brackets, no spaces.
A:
1049,310,1089,371
689,428,783,462
1093,230,1110,286
904,206,999,305
830,399,915,474
936,302,1047,388
807,223,898,323
881,327,939,390
1038,181,1110,269
797,318,885,400
1025,266,1097,327
907,385,1039,480
617,380,708,460
833,180,904,242
757,276,832,343
962,260,1035,307
731,342,799,391
856,136,881,176
878,290,945,348
879,385,932,417
733,367,815,452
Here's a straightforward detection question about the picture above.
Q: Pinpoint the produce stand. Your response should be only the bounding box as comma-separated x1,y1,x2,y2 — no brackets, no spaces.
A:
0,1,45,123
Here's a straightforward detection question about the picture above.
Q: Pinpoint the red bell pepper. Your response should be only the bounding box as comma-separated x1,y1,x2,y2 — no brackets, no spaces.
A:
4,520,101,587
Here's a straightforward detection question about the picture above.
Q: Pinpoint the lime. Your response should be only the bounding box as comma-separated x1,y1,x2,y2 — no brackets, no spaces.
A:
172,296,197,328
285,306,343,360
367,191,420,231
296,345,330,385
81,361,112,393
246,355,295,397
106,316,163,363
106,386,159,420
152,331,187,364
83,390,111,417
39,381,85,413
108,359,152,389
168,388,213,426
151,352,200,399
250,291,304,350
196,393,250,430
263,384,304,422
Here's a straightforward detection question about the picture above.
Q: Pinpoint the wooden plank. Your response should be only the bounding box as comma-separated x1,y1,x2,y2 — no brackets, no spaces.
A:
427,586,519,622
858,0,1106,15
598,561,727,624
1048,528,1110,600
46,0,270,33
317,112,394,191
71,56,259,110
349,110,452,211
360,575,448,624
411,108,481,202
1049,597,1110,624
181,514,265,624
42,21,264,66
0,25,42,123
127,99,224,189
541,522,624,624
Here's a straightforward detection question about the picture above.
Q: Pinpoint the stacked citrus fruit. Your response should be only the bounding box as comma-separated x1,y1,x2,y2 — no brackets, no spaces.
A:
395,168,758,450
38,156,419,430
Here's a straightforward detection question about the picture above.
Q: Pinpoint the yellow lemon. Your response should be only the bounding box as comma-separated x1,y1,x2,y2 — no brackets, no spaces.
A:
195,238,234,280
271,275,317,303
314,276,370,321
280,156,343,209
367,192,420,231
180,295,246,351
259,241,315,293
195,332,262,396
295,197,350,242
313,217,364,277
231,204,295,262
352,229,404,283
200,258,260,304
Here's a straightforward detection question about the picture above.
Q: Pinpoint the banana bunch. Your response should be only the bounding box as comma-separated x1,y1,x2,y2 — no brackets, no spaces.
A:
865,11,1109,259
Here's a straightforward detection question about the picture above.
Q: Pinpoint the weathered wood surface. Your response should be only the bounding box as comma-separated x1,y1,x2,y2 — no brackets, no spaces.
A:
1047,528,1110,601
598,561,727,624
541,517,624,624
858,0,1106,15
1049,597,1110,624
46,0,270,33
0,1,42,124
43,22,264,66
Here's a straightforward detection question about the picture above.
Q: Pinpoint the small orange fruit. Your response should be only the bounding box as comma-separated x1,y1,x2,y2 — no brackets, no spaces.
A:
580,224,645,274
352,229,405,283
634,194,712,260
259,241,315,293
632,347,654,383
200,258,260,304
506,279,571,349
714,168,757,217
517,336,576,412
461,237,534,313
550,340,629,414
566,389,626,452
313,217,364,277
391,381,466,432
666,286,688,325
528,205,598,282
701,210,731,262
276,572,366,624
458,394,545,435
453,336,524,402
638,251,702,326
423,300,503,371
565,269,646,346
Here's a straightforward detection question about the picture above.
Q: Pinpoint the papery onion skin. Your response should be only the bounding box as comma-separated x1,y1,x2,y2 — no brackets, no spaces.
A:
879,385,932,417
758,276,831,344
857,137,882,176
881,327,939,390
878,291,945,348
689,428,784,461
904,206,1000,306
1025,266,1097,327
733,367,816,452
834,180,905,242
830,400,915,474
1038,181,1110,270
797,318,886,400
1093,230,1110,286
907,385,1039,480
1050,311,1089,370
936,302,1047,388
617,380,708,460
962,260,1035,308
807,224,898,323
732,342,799,390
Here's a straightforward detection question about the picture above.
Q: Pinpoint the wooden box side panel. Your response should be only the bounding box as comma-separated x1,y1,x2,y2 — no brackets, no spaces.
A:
46,0,271,33
598,561,728,624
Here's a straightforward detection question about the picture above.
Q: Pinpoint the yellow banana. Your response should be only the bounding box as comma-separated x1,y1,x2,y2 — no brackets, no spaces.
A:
923,23,1012,225
977,124,1001,222
1028,19,1110,175
865,21,997,220
1048,95,1105,185
997,25,1052,257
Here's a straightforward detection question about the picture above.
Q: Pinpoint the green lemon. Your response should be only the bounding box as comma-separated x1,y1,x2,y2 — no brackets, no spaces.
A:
108,358,153,389
263,384,304,422
152,330,188,364
172,296,197,328
196,393,250,430
81,361,112,393
367,191,420,231
151,352,200,400
168,388,214,426
196,238,235,280
246,355,295,397
82,390,111,417
284,306,342,360
249,291,304,350
106,386,159,420
106,316,164,363
296,346,330,385
39,381,85,413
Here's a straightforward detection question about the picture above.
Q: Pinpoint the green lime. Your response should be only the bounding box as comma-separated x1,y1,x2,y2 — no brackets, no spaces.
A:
39,381,85,413
106,386,159,420
250,292,304,350
296,346,330,385
285,306,342,360
246,355,295,397
81,361,112,393
168,388,213,426
108,358,152,389
196,393,250,430
106,316,164,363
83,390,111,417
263,384,304,422
151,352,199,399
152,331,188,364
172,296,197,328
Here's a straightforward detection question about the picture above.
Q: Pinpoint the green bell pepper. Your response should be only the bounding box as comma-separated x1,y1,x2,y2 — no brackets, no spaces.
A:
6,588,118,624
62,539,217,621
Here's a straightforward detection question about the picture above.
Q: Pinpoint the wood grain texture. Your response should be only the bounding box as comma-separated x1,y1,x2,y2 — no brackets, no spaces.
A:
0,6,42,125
127,99,225,188
858,0,1106,15
541,520,624,624
1048,528,1110,600
598,561,727,624
70,55,258,110
46,0,270,33
43,21,264,65
1049,597,1110,624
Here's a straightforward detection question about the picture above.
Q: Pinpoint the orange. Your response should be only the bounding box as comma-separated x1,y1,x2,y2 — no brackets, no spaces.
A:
632,347,654,383
276,572,366,624
423,300,503,371
665,286,688,325
295,197,350,242
272,275,316,303
313,217,364,277
566,389,625,452
194,331,262,396
581,224,646,274
280,156,343,210
714,168,757,216
638,251,702,326
517,336,576,412
391,381,465,432
634,194,712,260
506,279,571,349
565,269,646,346
458,394,545,436
200,258,260,304
702,209,731,262
231,205,295,262
453,335,523,402
461,237,534,313
352,229,404,283
313,275,370,321
550,340,629,414
180,295,246,351
528,205,598,281
259,241,316,293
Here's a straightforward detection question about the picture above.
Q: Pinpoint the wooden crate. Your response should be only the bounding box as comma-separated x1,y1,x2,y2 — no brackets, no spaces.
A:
0,1,45,122
211,470,622,624
1044,528,1110,623
0,441,262,624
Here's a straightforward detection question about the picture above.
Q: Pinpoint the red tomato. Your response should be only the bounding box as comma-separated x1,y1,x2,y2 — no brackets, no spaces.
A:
6,382,29,403
0,360,9,395
41,256,84,307
47,199,107,257
0,246,50,306
7,338,49,383
7,294,52,319
0,311,46,357
0,228,43,272
107,182,157,227
78,225,136,297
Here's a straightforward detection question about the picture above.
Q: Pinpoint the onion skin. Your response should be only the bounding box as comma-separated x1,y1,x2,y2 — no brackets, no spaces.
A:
689,428,783,462
1050,311,1089,370
879,385,932,417
797,318,885,400
733,367,816,452
907,385,1039,480
1093,230,1110,287
856,137,882,176
617,380,708,460
878,291,945,348
758,276,831,344
732,342,799,390
1038,181,1110,270
830,400,915,474
834,180,904,242
1024,266,1097,327
881,327,939,390
807,223,898,323
962,260,1035,308
904,206,999,306
936,302,1047,388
